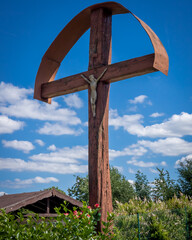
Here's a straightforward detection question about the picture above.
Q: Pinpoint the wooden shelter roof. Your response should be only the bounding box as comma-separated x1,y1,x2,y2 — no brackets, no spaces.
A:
0,188,83,214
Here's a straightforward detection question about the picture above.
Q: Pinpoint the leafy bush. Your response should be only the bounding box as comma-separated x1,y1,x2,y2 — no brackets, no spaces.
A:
1,196,192,239
114,195,192,240
0,202,116,240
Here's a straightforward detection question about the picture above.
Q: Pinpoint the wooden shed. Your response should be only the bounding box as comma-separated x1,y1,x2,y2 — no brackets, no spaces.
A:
0,188,83,216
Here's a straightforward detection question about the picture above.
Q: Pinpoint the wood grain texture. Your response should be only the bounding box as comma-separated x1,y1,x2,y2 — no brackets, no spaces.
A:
131,13,169,75
41,53,156,99
34,2,129,103
3,189,83,213
47,198,50,214
88,8,112,232
34,2,168,103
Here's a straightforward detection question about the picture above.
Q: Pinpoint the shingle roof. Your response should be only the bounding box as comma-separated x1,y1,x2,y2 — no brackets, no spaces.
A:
0,188,83,213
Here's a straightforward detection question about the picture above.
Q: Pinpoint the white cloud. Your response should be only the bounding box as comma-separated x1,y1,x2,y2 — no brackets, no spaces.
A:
110,110,192,138
128,168,136,174
138,138,192,156
30,145,88,163
0,99,81,124
0,177,59,189
109,145,147,160
33,176,59,183
47,144,57,151
129,95,148,104
160,161,167,166
175,154,192,168
63,93,83,109
0,157,88,174
139,138,192,156
114,166,123,173
0,115,24,134
0,192,7,196
109,109,143,131
38,122,83,136
83,121,88,127
0,82,81,130
149,168,159,174
0,82,33,104
127,159,158,168
2,140,35,153
35,139,45,146
128,180,135,185
141,112,192,138
0,82,83,137
150,112,164,118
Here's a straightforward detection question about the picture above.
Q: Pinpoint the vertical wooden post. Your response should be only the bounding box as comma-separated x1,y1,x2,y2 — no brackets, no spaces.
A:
47,198,50,214
88,7,113,231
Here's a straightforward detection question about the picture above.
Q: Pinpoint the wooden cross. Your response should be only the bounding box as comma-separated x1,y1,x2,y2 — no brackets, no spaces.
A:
34,2,168,230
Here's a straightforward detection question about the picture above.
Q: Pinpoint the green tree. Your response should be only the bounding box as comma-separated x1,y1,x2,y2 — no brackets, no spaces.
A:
110,167,135,207
68,175,89,202
152,168,177,201
135,170,151,200
177,158,192,197
68,166,135,207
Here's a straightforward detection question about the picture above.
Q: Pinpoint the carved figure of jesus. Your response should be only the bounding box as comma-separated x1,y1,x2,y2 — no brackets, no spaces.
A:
81,68,107,117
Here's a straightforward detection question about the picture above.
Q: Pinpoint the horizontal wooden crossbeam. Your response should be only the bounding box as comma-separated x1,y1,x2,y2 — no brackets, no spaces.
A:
41,53,156,100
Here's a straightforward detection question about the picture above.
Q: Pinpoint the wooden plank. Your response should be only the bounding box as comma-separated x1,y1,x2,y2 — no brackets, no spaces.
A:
31,203,46,213
34,2,168,104
33,2,129,103
88,7,112,232
47,198,50,214
41,53,156,99
52,188,83,207
5,191,52,213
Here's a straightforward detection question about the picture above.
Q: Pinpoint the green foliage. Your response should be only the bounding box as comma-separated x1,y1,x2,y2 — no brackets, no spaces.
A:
114,195,192,240
152,168,178,201
177,158,192,197
135,170,151,201
115,194,192,215
0,202,116,240
186,207,192,240
110,167,135,207
68,166,135,208
147,215,169,240
1,193,192,239
68,175,89,203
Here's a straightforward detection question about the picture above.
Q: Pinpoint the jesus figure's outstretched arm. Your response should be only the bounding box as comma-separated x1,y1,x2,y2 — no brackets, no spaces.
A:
81,74,91,84
97,68,108,82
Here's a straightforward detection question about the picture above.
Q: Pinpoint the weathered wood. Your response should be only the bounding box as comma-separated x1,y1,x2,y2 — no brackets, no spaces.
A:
34,2,129,103
33,2,169,233
5,191,52,213
47,198,50,214
34,2,168,103
88,8,112,231
41,53,156,99
4,189,83,213
31,203,46,212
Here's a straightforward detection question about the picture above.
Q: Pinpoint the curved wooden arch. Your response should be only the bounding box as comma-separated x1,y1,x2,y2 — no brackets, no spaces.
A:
34,1,169,103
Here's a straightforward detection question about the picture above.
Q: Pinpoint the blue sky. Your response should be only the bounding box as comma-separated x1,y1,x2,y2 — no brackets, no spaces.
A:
0,0,191,195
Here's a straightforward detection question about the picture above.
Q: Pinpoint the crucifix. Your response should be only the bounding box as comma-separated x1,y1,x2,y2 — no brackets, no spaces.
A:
34,2,168,231
81,68,108,117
